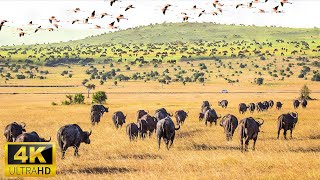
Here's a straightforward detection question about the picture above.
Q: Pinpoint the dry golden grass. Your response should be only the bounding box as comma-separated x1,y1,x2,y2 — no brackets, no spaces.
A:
0,61,319,179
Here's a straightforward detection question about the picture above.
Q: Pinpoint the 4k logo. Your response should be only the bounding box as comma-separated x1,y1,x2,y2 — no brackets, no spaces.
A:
4,143,56,177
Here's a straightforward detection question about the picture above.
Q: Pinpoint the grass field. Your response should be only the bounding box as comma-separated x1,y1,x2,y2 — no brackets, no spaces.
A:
0,23,319,179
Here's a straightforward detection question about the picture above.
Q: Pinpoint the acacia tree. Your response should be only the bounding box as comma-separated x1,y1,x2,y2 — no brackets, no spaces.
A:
300,84,311,100
85,84,95,98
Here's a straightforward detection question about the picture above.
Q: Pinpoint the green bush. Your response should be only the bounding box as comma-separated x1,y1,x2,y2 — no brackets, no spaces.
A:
74,93,85,104
92,91,107,104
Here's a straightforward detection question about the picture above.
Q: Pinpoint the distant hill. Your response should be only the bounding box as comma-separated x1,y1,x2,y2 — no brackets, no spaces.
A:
65,22,319,45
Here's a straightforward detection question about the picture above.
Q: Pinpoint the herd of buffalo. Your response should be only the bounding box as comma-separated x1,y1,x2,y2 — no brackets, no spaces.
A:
3,98,308,159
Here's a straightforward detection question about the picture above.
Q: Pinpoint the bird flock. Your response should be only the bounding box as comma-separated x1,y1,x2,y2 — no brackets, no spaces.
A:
0,0,293,38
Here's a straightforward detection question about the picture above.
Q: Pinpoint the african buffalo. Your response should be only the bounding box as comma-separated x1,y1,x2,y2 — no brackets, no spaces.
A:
201,101,211,113
204,108,221,126
239,117,264,152
262,101,270,110
277,112,298,139
57,124,92,159
174,110,188,125
293,100,300,109
91,110,102,126
91,105,109,115
199,113,204,121
140,114,157,137
156,117,180,150
126,123,139,141
154,108,172,121
4,122,26,142
276,101,283,110
112,111,127,129
238,103,248,114
138,119,148,139
268,100,274,108
301,99,307,108
256,102,266,112
218,100,228,108
220,114,238,141
137,110,148,122
15,131,51,142
248,103,255,113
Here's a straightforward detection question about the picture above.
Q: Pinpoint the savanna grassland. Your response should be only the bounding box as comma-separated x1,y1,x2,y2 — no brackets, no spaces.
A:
0,23,320,179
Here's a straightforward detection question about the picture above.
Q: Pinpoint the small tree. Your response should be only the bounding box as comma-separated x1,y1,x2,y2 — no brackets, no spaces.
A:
92,91,107,104
74,93,85,104
300,84,311,100
85,84,95,98
255,78,264,85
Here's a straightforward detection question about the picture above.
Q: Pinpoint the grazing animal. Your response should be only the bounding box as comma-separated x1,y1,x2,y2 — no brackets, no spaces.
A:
91,104,109,114
154,108,172,121
218,100,228,108
293,100,300,109
238,103,248,114
301,99,307,108
137,110,148,122
174,110,188,125
156,117,180,150
199,113,204,121
256,102,266,112
4,122,26,142
15,131,51,142
248,103,255,113
138,119,148,139
220,114,238,141
239,117,264,152
277,112,298,139
204,108,221,126
126,123,139,141
57,124,92,159
140,114,157,137
112,111,127,129
268,100,274,108
262,101,270,110
276,101,283,110
201,101,211,113
90,110,102,125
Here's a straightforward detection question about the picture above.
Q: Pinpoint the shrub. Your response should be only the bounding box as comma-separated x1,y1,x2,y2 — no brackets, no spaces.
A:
92,91,107,104
74,93,85,104
311,74,320,81
255,78,264,85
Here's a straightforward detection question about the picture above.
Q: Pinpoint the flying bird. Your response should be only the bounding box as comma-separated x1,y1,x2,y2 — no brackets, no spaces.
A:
116,14,127,22
34,26,42,33
280,0,292,6
110,0,120,6
125,5,134,11
0,20,8,31
101,13,111,18
72,19,80,24
91,10,96,18
108,21,118,29
19,31,26,37
236,4,244,8
162,4,171,15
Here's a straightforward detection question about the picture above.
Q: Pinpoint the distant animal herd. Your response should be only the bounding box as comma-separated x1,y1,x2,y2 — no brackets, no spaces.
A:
4,98,308,159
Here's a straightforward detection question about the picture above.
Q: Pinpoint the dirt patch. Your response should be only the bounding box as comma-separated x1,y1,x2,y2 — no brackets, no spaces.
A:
289,147,320,153
119,153,162,160
309,135,320,140
176,129,203,138
58,166,135,175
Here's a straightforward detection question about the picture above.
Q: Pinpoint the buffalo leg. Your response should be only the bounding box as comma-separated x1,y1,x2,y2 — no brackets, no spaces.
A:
277,129,281,139
290,129,293,139
74,147,79,157
205,121,208,126
253,138,257,151
240,138,244,152
157,136,161,149
245,139,249,151
283,130,287,140
62,144,68,159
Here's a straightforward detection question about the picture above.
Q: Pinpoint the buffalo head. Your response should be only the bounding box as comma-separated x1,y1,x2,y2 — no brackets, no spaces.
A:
82,129,92,144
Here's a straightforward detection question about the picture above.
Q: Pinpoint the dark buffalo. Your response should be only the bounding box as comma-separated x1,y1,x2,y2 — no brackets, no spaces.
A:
276,101,283,110
218,100,228,108
15,131,51,142
199,113,204,121
57,124,92,159
138,119,148,139
154,108,172,121
91,110,102,126
293,100,300,109
238,103,248,114
220,114,238,141
256,102,266,112
4,122,26,142
126,123,139,141
277,112,298,139
239,117,264,152
262,101,270,110
140,114,157,137
174,110,188,125
112,111,127,129
137,110,148,122
91,105,109,115
156,117,180,150
268,100,274,108
301,99,307,108
201,101,211,113
204,108,221,126
248,103,255,113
